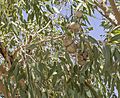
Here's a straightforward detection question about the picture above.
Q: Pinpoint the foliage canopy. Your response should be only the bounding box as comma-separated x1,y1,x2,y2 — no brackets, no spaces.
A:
0,0,120,98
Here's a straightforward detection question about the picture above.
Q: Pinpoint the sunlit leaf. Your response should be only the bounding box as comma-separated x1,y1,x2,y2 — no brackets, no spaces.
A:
53,6,60,13
0,0,120,98
110,34,120,42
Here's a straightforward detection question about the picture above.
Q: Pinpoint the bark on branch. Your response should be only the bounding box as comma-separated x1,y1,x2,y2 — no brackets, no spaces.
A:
12,35,65,59
109,0,120,25
94,1,117,26
0,42,12,67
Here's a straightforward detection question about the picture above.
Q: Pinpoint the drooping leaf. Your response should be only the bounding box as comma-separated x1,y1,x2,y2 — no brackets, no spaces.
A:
113,48,120,62
110,34,120,42
65,52,73,65
53,6,60,13
103,44,112,71
88,35,98,44
46,4,54,14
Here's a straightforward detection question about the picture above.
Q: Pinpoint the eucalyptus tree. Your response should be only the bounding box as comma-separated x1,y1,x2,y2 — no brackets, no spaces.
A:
0,0,120,98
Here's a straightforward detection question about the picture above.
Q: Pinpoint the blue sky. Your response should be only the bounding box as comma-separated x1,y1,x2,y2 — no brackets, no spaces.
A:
88,10,105,40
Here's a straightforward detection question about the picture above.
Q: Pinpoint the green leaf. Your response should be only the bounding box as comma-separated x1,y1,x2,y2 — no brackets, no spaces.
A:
103,45,112,71
8,60,17,77
59,56,67,64
52,0,55,3
53,6,60,13
38,62,45,72
83,15,90,25
46,4,54,14
88,35,98,44
81,61,93,73
113,48,120,62
13,65,19,77
11,24,19,36
65,52,73,65
110,34,120,42
86,90,92,97
86,4,92,16
111,29,120,34
48,64,56,78
117,80,120,97
27,44,36,50
17,71,26,81
20,89,28,97
52,74,58,86
93,45,99,61
73,64,79,74
87,27,93,31
76,3,82,10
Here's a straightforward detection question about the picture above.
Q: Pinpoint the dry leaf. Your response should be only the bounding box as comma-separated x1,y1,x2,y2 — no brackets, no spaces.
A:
77,51,88,66
75,11,83,18
66,22,80,32
66,43,77,53
63,35,73,47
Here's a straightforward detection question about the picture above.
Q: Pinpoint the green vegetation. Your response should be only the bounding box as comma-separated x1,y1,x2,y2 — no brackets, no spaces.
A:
0,0,120,98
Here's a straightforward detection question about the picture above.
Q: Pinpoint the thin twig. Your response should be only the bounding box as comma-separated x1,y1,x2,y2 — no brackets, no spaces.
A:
12,35,65,59
11,20,52,59
34,35,64,45
36,20,51,34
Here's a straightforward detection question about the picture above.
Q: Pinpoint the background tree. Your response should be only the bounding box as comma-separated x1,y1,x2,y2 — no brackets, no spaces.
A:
0,0,120,98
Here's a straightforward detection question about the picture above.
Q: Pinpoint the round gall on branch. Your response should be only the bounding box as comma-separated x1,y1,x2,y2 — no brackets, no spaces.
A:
77,51,88,66
75,11,83,18
63,36,73,47
66,43,77,53
66,22,80,33
63,35,77,53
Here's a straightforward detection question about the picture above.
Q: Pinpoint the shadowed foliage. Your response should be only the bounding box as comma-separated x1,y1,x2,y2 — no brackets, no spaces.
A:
0,0,120,98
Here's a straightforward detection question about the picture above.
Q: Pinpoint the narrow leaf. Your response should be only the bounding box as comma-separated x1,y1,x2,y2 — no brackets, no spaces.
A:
88,36,98,44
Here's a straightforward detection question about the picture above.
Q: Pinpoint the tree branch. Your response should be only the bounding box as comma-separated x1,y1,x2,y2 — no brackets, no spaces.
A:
112,25,120,31
0,42,12,67
0,65,10,98
97,9,117,26
109,0,120,25
12,35,65,59
94,0,117,26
